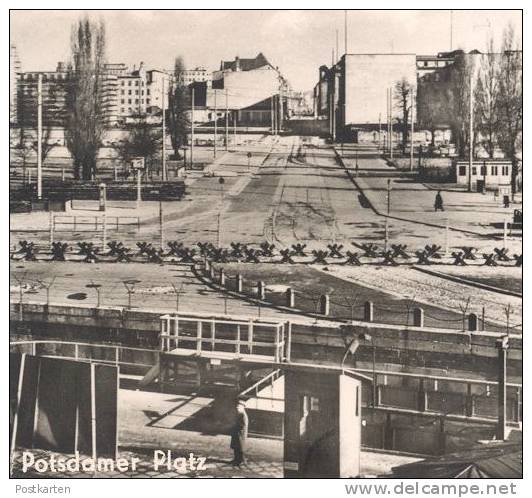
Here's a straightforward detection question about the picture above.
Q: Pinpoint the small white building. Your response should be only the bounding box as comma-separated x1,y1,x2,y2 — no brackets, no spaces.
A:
454,160,512,190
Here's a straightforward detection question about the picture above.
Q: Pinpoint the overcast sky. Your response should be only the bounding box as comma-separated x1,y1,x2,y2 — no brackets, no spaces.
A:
10,10,522,91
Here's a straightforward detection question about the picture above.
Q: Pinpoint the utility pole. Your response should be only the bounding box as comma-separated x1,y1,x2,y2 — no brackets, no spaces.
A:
387,179,392,214
159,198,164,249
233,110,237,147
378,113,382,152
270,93,274,135
225,88,229,151
450,10,454,51
161,77,166,181
136,169,142,209
410,90,414,171
214,89,218,158
496,335,509,440
37,73,42,200
390,88,394,160
344,10,348,55
191,86,195,168
468,72,474,192
387,88,392,158
279,83,284,133
336,29,339,63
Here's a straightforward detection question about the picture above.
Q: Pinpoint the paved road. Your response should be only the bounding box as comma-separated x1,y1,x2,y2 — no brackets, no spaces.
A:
11,136,521,255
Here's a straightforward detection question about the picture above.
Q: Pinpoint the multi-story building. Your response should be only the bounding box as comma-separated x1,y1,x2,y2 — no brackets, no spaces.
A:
209,53,291,127
15,61,172,128
17,62,70,128
416,53,455,78
10,44,22,125
316,53,417,141
177,67,211,86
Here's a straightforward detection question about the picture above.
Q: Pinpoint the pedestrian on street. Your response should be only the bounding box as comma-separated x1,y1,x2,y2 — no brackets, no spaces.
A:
230,399,248,466
434,190,444,212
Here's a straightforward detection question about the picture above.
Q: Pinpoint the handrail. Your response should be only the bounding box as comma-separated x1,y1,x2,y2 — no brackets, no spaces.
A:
10,339,158,355
239,369,282,399
353,367,521,389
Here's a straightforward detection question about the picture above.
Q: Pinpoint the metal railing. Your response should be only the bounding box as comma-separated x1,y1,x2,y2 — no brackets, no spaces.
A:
53,215,140,231
9,340,158,370
160,313,290,363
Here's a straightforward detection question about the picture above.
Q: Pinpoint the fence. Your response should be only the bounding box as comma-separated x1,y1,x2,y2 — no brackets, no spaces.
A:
53,215,140,232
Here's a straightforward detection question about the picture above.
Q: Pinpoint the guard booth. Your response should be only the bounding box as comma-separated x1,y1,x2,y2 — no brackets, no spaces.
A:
283,367,369,478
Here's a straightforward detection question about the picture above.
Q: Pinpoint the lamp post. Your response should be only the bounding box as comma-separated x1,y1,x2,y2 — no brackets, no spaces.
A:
496,334,509,440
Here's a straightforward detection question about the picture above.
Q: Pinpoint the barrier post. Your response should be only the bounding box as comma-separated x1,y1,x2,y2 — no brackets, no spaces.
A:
364,301,374,322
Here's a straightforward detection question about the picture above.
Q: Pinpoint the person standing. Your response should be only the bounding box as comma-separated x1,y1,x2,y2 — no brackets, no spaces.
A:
230,399,248,466
434,190,444,212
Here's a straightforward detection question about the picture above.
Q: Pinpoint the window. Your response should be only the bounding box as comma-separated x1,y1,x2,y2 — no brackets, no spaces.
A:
480,166,487,176
458,166,467,176
491,166,498,176
135,90,139,95
128,81,131,86
128,90,132,95
121,99,124,104
147,89,150,96
121,81,125,86
502,166,509,176
471,166,477,175
121,90,124,95
135,99,139,104
424,61,428,67
121,107,125,113
128,99,132,104
135,81,139,86
147,98,150,105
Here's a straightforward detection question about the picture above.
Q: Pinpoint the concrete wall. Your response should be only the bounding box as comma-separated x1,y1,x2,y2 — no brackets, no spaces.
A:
344,54,417,126
10,302,522,381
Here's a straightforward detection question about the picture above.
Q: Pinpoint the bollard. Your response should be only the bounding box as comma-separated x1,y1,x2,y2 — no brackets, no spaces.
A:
236,274,243,293
209,265,215,280
364,301,374,322
102,213,107,252
468,313,479,332
285,287,295,308
319,294,330,316
99,183,107,212
413,307,424,327
49,210,54,245
257,281,265,300
219,269,226,287
503,220,508,250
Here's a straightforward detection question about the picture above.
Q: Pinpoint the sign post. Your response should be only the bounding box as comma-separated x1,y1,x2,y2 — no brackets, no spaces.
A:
131,157,145,209
98,183,107,212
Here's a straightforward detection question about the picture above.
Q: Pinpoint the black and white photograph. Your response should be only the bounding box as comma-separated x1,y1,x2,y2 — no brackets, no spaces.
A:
8,7,523,485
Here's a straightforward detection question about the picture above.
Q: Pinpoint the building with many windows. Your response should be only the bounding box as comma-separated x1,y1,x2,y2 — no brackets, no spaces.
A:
15,61,172,128
10,44,22,125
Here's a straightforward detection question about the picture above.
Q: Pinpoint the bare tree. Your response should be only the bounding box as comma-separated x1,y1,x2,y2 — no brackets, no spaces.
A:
446,52,473,159
113,121,162,178
474,37,500,159
393,78,414,154
495,24,522,194
65,17,106,181
167,57,190,160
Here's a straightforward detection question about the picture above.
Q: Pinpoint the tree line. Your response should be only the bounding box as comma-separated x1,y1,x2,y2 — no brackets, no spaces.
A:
414,24,522,192
14,16,191,182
